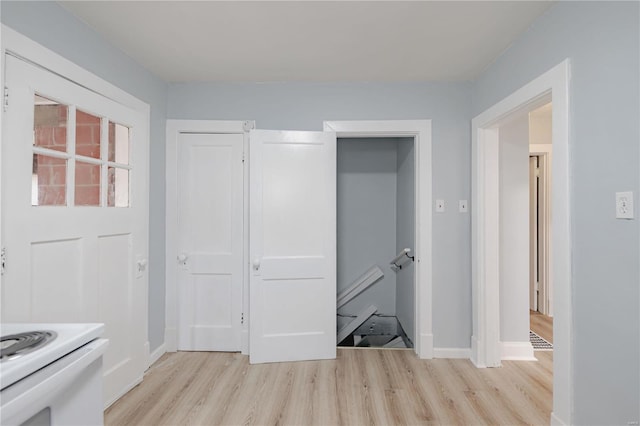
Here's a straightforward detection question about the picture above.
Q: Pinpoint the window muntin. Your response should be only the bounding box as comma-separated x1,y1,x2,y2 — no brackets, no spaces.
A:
31,94,132,207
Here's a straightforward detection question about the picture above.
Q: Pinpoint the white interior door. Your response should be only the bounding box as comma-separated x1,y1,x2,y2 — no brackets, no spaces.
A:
1,56,148,405
177,133,243,351
249,129,336,364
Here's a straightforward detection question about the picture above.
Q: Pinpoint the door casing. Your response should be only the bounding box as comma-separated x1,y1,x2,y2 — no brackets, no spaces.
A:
471,59,571,425
165,120,253,355
324,120,433,359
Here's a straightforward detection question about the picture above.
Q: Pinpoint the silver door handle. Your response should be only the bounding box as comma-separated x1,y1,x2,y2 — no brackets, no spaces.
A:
177,254,188,264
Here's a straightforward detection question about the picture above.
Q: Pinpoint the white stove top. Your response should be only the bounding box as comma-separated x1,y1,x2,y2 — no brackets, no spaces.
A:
0,323,104,389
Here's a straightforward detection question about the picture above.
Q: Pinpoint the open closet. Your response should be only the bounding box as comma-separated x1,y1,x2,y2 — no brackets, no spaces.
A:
336,137,415,348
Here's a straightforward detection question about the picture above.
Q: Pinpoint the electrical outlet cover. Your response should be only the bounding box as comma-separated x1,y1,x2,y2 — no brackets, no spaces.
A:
616,191,634,219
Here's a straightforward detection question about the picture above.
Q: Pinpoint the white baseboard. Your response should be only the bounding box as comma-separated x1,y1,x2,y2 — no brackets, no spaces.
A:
104,374,143,409
550,411,567,425
165,327,177,352
501,341,536,361
433,347,471,359
419,333,434,359
148,343,167,369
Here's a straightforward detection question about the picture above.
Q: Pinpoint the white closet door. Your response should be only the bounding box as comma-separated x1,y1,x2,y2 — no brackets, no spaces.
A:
249,130,336,364
2,55,148,405
177,133,243,351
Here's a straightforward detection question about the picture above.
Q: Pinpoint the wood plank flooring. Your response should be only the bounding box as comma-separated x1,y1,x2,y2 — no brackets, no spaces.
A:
530,310,553,344
106,348,553,426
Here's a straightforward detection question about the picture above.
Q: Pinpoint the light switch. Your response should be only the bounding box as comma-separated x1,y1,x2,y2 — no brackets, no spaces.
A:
616,191,634,219
459,200,468,213
436,199,445,212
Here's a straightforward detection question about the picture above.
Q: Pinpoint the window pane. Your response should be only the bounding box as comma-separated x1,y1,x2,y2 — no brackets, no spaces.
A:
32,154,66,206
76,110,101,159
34,95,67,153
108,122,129,164
75,161,101,206
108,167,129,207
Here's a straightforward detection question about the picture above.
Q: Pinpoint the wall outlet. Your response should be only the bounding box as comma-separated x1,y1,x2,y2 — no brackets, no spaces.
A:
435,199,445,212
616,191,634,219
459,200,468,213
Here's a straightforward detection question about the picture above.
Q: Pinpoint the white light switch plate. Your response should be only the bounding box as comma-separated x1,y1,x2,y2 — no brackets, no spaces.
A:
459,200,468,213
616,191,634,219
436,199,445,212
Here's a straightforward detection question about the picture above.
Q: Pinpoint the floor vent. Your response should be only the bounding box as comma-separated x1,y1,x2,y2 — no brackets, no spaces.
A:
530,331,553,350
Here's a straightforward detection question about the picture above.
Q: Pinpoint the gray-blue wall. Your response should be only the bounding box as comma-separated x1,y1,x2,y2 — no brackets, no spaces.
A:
1,1,168,352
168,81,473,348
472,2,640,424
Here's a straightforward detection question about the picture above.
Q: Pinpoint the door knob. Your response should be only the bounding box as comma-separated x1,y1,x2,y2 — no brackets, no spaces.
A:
252,258,261,271
177,254,188,264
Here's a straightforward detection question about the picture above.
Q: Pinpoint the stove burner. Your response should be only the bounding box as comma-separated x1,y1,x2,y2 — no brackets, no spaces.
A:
0,331,57,361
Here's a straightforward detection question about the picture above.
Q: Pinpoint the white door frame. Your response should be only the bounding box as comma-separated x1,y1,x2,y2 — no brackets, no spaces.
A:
530,144,553,317
1,25,151,398
471,60,571,425
323,120,433,359
165,120,254,355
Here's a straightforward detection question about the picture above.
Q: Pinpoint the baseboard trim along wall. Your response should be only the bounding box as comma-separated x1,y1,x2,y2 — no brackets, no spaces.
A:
148,343,167,369
501,341,536,361
433,347,472,359
550,411,568,426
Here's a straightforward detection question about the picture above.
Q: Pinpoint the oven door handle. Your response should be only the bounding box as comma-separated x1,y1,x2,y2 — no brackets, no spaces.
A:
0,338,108,426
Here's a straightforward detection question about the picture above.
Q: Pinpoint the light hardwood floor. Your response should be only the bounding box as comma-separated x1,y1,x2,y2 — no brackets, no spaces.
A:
106,348,553,426
530,310,553,344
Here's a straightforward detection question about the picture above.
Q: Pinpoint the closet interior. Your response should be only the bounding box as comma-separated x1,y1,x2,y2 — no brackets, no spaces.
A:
336,137,415,349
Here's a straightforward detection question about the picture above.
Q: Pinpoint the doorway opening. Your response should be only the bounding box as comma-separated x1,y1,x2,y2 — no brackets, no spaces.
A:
529,102,554,350
336,137,415,349
471,60,570,424
324,120,433,359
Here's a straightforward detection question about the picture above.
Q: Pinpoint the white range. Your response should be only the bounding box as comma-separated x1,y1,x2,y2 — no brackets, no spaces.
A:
0,323,108,426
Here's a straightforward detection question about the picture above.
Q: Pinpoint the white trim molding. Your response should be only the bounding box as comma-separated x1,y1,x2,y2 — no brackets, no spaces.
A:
433,347,472,359
148,343,167,369
500,341,536,361
550,412,568,426
323,119,433,359
471,60,572,425
165,119,254,354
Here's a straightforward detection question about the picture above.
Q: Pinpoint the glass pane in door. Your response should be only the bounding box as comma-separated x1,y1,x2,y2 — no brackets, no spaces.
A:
34,95,67,153
32,154,66,206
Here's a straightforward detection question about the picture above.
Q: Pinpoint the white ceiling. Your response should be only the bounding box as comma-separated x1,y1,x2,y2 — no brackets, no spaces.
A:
59,1,554,83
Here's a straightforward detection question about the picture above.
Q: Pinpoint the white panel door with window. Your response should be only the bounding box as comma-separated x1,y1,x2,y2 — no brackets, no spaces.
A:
1,55,148,405
249,130,336,364
177,133,243,351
